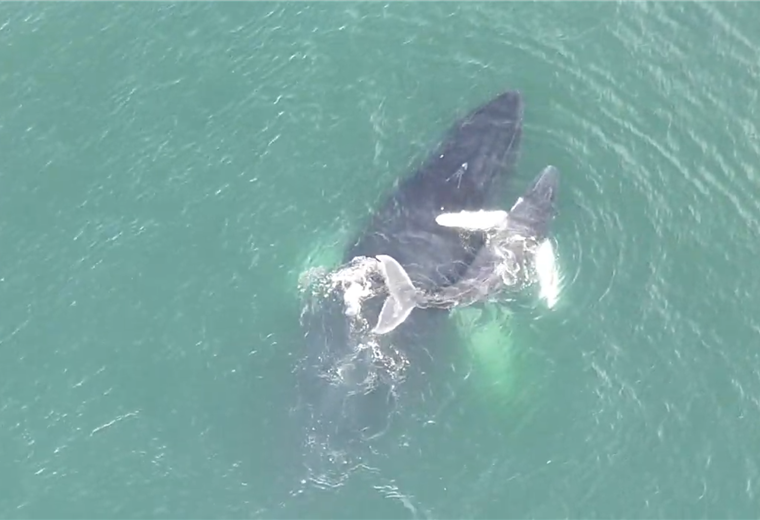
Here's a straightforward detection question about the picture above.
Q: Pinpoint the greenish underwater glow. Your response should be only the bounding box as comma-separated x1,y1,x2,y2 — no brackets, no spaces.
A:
451,304,525,404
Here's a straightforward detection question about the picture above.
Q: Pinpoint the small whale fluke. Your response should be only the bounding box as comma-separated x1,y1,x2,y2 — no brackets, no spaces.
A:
372,254,424,335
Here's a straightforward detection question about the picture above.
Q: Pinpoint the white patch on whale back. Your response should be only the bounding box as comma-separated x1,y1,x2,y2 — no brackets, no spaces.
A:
534,238,560,308
435,210,509,231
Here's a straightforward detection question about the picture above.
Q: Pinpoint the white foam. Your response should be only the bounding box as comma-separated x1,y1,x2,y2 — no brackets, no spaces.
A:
327,257,380,318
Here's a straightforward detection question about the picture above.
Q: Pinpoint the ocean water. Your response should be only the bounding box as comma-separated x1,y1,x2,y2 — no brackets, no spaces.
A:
1,2,759,518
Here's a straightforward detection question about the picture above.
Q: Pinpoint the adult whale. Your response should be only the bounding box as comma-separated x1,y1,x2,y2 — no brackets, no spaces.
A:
294,89,524,484
372,164,561,335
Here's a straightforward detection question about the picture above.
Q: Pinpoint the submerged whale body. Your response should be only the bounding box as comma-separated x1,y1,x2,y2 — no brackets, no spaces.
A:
294,90,524,482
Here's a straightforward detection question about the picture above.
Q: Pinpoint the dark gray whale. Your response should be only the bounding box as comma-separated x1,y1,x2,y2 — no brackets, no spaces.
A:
294,90,524,483
372,164,560,334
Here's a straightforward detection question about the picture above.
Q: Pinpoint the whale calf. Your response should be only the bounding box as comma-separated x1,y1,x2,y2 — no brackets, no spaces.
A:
372,164,560,335
295,89,524,480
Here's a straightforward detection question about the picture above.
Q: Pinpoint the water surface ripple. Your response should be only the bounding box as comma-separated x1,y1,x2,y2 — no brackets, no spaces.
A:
1,2,760,519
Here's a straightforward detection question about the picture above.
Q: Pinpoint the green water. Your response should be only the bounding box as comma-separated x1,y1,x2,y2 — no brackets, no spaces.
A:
2,2,760,518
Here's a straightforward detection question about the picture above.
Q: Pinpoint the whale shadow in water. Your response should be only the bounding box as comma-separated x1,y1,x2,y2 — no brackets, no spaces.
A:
292,89,525,490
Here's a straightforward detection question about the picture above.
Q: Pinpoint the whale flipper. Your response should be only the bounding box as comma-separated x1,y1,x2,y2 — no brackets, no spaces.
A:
372,254,422,335
435,210,509,231
534,238,560,309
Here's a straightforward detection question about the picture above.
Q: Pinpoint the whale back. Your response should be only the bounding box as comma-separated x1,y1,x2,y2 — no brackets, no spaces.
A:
346,90,524,292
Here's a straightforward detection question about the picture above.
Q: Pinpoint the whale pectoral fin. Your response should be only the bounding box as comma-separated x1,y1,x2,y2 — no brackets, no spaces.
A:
372,254,421,335
435,210,509,231
534,238,560,309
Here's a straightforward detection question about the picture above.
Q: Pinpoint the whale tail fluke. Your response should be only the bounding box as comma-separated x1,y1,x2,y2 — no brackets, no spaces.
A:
372,254,423,335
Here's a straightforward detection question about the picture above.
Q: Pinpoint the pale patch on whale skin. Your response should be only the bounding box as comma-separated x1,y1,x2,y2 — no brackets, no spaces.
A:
435,209,509,231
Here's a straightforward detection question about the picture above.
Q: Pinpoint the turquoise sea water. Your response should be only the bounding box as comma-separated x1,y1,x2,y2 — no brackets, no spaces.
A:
2,3,760,518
